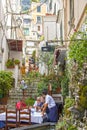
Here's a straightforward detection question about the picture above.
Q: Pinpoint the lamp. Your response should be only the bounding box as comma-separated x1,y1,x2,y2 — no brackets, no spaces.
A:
16,17,22,27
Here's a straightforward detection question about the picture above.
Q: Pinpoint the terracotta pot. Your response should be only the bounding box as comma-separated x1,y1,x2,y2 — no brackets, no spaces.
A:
0,96,8,105
56,87,61,93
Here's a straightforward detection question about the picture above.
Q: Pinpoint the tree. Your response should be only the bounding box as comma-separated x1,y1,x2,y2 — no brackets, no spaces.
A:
39,51,54,75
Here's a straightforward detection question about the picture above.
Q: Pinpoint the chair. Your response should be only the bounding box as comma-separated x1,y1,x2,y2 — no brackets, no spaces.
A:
5,108,18,130
19,109,31,127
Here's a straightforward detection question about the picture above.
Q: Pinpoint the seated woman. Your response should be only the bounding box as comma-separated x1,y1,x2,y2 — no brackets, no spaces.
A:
33,97,41,111
16,98,27,110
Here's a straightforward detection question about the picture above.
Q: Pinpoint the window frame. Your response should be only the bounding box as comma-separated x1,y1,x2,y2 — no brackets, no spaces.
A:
70,0,74,20
37,16,41,23
23,28,29,36
37,6,41,12
37,26,40,31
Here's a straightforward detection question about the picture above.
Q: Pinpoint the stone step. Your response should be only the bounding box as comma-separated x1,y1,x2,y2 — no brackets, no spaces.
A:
9,91,37,97
7,84,38,109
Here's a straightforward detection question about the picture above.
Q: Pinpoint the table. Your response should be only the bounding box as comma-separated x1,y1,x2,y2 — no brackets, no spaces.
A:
0,110,46,124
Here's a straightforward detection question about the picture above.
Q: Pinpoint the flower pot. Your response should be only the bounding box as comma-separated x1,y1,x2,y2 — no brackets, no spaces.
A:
0,96,8,105
56,87,61,94
7,66,15,69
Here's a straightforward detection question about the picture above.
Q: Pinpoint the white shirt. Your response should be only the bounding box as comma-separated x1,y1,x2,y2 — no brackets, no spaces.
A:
33,101,41,107
45,94,56,109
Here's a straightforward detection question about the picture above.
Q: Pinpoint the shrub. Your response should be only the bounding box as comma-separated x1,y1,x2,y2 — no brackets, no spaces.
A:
0,71,13,97
25,97,35,106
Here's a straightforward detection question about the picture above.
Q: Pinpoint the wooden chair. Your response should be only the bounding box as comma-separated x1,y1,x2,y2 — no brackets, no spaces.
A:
5,108,18,130
19,109,31,127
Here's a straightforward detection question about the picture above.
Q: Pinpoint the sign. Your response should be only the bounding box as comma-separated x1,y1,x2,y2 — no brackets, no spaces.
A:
41,46,51,52
41,46,55,52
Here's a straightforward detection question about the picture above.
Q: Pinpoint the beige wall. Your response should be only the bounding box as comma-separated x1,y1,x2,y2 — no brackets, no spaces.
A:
74,0,87,27
31,2,47,24
63,0,87,41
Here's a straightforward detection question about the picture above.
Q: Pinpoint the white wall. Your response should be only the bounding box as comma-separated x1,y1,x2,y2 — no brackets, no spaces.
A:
43,15,60,42
47,0,60,15
10,51,22,65
74,0,87,28
0,0,9,70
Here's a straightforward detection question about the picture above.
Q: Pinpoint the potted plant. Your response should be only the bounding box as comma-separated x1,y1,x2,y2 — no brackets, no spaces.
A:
14,59,20,65
0,71,14,104
6,59,15,68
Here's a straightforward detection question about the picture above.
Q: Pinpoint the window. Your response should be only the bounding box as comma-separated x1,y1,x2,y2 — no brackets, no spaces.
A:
49,0,52,11
38,26,40,31
60,21,63,42
26,41,34,46
53,3,56,15
37,6,41,12
70,0,74,20
23,28,29,35
37,16,41,23
23,19,31,24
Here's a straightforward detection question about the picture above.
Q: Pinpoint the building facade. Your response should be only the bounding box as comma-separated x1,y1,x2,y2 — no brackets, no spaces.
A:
30,2,47,39
43,0,61,42
0,0,8,70
63,0,87,43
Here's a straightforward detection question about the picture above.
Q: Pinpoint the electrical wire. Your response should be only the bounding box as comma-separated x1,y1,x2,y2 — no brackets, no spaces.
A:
7,0,48,41
0,0,48,52
6,0,48,15
7,0,26,40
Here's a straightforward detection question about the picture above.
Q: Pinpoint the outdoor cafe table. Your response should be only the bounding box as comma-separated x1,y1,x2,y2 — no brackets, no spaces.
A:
0,109,46,124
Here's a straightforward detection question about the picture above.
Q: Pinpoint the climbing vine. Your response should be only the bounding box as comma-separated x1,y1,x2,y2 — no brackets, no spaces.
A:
69,31,87,68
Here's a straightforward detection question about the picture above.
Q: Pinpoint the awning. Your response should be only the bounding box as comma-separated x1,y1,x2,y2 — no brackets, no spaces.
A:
7,39,23,51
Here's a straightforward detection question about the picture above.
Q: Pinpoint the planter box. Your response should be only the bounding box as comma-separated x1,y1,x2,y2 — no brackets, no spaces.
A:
7,66,15,69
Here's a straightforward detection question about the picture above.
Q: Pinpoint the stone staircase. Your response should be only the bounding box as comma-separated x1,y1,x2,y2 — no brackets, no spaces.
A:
7,83,38,109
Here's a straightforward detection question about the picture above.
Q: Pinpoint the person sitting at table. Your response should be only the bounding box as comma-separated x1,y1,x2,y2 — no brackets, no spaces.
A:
41,89,58,123
29,96,44,112
16,98,27,110
33,97,41,110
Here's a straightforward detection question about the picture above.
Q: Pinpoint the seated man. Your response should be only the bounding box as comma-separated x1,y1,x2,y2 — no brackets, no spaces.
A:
16,98,27,110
